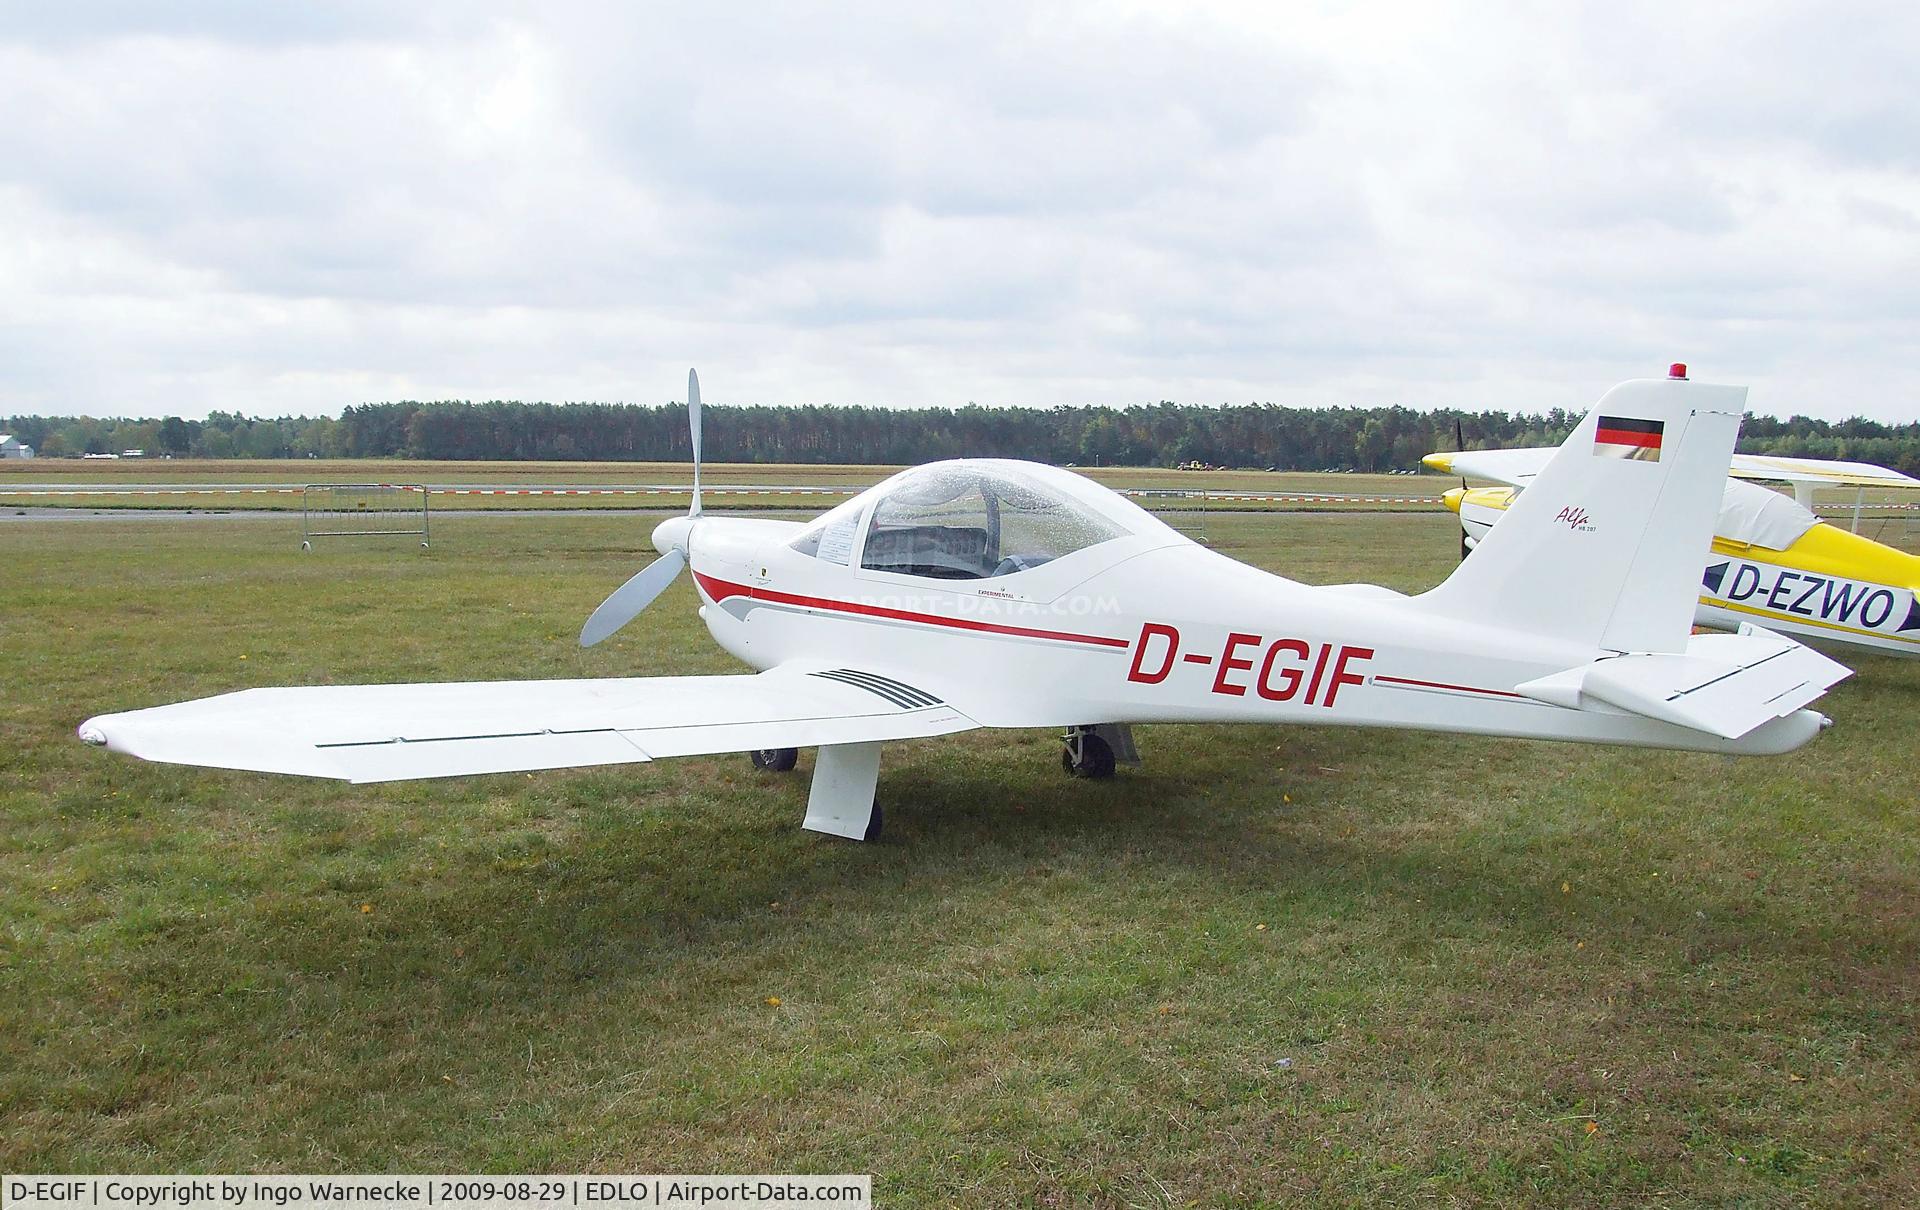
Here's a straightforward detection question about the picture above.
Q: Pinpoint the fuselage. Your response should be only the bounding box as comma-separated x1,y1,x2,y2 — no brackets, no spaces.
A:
669,460,1822,755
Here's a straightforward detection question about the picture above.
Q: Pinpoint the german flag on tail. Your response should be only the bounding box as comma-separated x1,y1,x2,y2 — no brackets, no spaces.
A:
1594,415,1664,461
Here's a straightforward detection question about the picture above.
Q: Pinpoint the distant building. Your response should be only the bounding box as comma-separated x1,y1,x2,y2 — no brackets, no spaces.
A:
0,434,34,459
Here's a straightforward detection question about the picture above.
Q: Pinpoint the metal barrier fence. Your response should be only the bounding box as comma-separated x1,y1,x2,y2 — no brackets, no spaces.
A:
301,484,430,549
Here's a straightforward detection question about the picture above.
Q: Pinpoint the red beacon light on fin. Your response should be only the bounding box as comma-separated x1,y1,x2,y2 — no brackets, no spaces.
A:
1668,362,1688,380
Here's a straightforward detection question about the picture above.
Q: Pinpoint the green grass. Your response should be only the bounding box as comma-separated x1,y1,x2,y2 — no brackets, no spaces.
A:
2,512,1917,1204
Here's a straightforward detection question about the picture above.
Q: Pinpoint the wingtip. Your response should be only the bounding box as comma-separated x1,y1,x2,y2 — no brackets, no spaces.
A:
77,719,107,747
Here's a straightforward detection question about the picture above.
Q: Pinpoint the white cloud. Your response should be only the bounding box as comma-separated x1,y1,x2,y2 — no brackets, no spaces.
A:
0,0,1916,421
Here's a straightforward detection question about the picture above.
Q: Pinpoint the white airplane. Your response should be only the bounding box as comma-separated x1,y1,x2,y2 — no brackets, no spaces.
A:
81,370,1851,842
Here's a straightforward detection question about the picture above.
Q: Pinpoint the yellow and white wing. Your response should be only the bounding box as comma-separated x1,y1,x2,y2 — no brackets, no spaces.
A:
1428,447,1920,493
1727,453,1920,490
1422,447,1552,486
78,665,975,783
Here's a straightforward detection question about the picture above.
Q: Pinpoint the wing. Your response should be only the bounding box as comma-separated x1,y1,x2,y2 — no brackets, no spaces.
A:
1422,447,1554,486
78,664,976,783
1430,447,1920,494
1727,453,1920,490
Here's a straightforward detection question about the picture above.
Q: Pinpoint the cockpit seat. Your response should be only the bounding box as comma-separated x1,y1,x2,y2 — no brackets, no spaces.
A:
991,553,1053,576
862,524,993,579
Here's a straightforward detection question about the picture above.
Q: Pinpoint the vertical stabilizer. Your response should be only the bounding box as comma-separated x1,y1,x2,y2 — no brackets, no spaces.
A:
1417,375,1746,653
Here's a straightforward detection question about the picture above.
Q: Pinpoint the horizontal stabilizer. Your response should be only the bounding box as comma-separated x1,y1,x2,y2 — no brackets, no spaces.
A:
1516,624,1850,740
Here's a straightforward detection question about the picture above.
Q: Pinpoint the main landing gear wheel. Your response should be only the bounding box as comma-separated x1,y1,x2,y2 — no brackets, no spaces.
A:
1061,727,1116,779
750,747,799,772
863,802,885,843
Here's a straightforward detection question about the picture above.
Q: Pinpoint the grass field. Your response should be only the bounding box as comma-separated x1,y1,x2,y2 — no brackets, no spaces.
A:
2,511,1917,1204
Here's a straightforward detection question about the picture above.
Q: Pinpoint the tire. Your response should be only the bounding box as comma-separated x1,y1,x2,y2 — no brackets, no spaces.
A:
750,747,799,772
862,802,885,843
1062,733,1116,780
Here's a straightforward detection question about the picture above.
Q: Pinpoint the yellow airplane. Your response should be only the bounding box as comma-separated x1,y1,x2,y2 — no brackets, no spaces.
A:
1425,444,1920,659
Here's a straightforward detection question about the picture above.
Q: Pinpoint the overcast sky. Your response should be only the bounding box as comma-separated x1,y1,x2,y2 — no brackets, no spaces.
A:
3,1,1917,422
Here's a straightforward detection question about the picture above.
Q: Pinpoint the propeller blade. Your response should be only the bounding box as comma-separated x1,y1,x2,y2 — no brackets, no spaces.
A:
688,368,703,517
578,548,687,648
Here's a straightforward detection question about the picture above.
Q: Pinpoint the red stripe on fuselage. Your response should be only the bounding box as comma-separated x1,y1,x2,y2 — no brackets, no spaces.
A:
692,572,1131,649
1372,674,1526,699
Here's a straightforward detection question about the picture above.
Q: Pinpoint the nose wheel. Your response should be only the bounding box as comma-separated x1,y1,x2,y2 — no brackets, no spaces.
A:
750,747,799,772
1061,725,1117,779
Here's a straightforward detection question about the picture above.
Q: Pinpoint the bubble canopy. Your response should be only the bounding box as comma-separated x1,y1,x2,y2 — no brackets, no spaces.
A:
790,460,1180,580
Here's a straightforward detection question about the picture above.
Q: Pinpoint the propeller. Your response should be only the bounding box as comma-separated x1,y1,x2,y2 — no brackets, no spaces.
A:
688,367,703,517
578,368,704,647
579,547,686,647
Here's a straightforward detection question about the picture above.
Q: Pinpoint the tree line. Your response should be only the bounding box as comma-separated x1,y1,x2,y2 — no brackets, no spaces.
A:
6,399,1918,474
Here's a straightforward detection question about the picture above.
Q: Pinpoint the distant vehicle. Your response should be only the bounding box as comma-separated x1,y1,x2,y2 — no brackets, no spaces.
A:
1425,366,1920,659
80,452,120,460
81,370,1849,845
